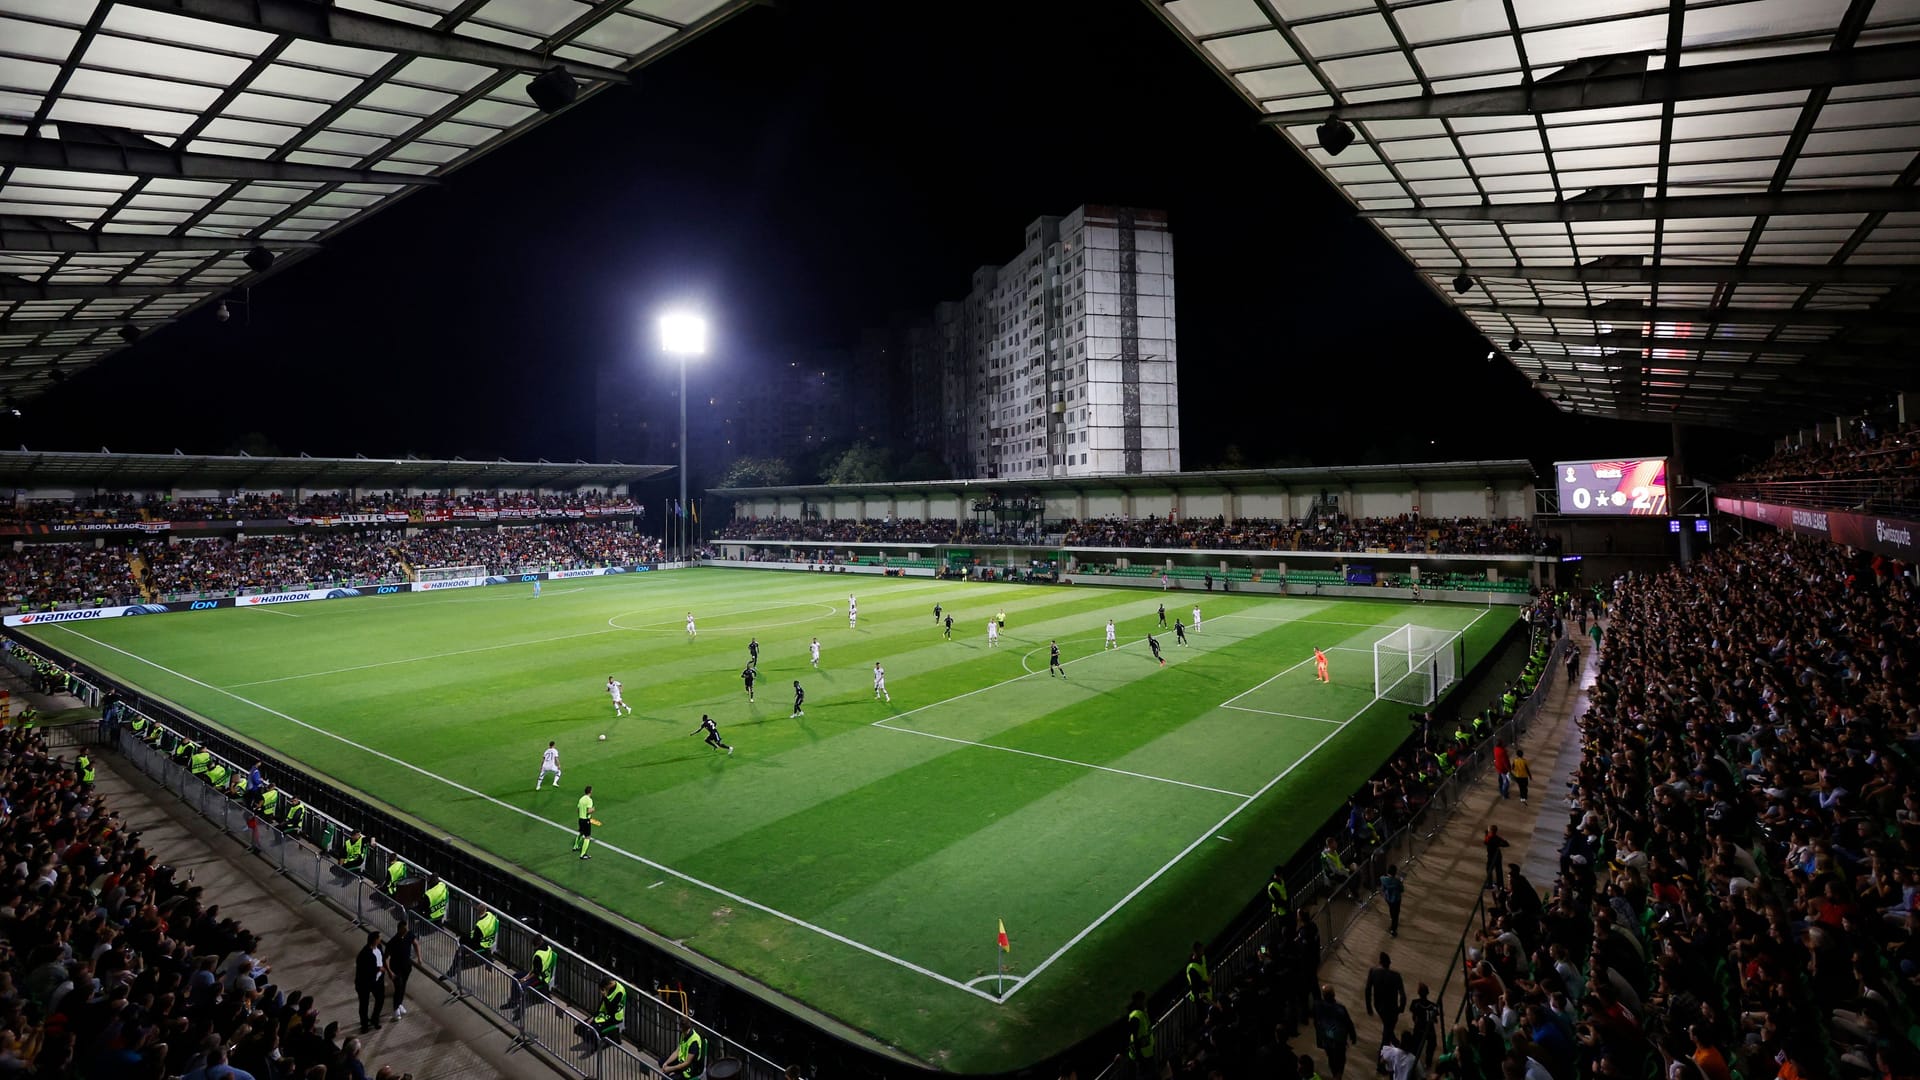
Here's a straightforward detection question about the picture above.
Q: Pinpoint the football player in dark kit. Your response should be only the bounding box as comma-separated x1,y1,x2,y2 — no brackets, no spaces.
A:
691,714,733,756
1048,640,1067,678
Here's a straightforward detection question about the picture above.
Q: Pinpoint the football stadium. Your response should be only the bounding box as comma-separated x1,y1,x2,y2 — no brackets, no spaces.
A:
2,3,1919,1080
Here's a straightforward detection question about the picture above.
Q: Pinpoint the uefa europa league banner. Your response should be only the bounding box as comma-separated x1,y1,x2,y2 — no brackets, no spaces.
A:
1714,497,1917,559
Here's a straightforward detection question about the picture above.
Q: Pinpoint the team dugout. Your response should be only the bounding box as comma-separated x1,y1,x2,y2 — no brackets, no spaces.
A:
710,460,1550,602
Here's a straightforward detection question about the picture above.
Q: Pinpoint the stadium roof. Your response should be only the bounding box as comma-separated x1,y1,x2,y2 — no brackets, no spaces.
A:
1146,0,1920,432
711,459,1537,499
0,448,669,489
0,0,752,400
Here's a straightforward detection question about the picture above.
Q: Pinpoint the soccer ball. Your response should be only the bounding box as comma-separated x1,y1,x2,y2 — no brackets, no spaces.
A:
598,734,608,741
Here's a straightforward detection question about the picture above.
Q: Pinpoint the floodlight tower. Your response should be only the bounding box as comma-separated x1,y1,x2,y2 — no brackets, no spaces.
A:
659,311,708,560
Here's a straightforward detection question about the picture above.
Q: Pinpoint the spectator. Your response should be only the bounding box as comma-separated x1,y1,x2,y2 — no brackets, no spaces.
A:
353,931,385,1033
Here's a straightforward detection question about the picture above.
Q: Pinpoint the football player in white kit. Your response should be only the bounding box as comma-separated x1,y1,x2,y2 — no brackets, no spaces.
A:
1191,605,1202,634
986,618,999,647
1105,619,1118,650
606,676,632,716
536,740,562,790
685,612,697,639
809,637,821,668
873,662,890,702
848,595,858,630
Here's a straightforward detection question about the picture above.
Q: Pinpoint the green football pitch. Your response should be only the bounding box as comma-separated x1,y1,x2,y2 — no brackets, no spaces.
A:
29,568,1513,1070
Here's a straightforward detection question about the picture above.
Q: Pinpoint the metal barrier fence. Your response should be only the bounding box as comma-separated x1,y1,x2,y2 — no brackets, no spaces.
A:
112,727,789,1080
1717,477,1920,517
1093,629,1567,1080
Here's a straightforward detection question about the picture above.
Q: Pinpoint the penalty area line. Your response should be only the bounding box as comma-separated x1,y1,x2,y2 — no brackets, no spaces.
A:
999,691,1375,1002
1220,705,1346,725
53,626,1007,1005
872,721,1251,799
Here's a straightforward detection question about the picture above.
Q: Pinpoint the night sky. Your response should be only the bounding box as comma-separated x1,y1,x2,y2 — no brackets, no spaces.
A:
14,0,1765,480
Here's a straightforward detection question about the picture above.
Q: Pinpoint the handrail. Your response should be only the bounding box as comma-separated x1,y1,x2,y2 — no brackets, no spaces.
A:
1717,477,1920,518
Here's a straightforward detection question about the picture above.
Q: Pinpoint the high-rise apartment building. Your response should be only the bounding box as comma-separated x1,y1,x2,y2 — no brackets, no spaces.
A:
913,205,1179,479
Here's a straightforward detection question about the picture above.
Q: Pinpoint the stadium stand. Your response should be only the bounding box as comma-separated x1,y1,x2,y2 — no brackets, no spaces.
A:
713,515,1549,556
0,491,637,525
1058,516,1548,555
712,517,963,544
1532,534,1920,1080
0,521,663,611
1738,425,1920,481
0,722,434,1078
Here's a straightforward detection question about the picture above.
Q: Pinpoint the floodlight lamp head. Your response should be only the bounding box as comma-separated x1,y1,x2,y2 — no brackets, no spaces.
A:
1508,337,1523,352
1452,272,1474,295
1315,117,1355,156
659,311,708,357
118,324,141,344
215,301,231,324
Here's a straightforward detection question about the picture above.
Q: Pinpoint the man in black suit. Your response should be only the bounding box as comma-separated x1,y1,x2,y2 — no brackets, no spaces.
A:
355,930,386,1033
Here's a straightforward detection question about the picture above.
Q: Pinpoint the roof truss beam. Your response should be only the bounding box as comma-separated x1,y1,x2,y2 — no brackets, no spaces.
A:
1372,186,1920,224
0,128,437,187
1452,263,1920,285
1512,330,1911,366
1458,303,1920,331
0,277,211,301
0,216,320,255
114,0,633,84
1258,41,1920,126
0,317,159,334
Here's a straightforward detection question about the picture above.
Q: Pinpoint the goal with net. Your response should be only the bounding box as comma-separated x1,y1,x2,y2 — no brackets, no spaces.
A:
416,565,487,583
1373,624,1465,707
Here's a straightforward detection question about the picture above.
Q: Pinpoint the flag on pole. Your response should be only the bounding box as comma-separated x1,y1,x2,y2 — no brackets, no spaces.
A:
692,501,699,524
997,919,1010,952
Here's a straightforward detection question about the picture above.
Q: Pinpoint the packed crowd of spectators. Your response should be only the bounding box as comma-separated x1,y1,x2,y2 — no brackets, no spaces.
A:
402,523,662,574
0,490,639,525
1061,515,1549,555
0,543,141,609
141,533,407,598
1737,423,1920,482
713,517,962,545
0,725,416,1078
0,524,665,608
1443,533,1920,1080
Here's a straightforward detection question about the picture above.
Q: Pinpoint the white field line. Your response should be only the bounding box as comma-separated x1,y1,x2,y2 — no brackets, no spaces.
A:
249,606,301,618
56,626,1007,1004
1220,705,1345,725
992,604,1503,1000
870,639,1139,727
872,722,1251,799
874,637,1251,796
1217,654,1317,709
997,691,1377,1000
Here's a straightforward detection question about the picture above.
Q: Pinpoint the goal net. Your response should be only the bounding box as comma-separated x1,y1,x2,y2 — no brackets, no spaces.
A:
416,564,486,583
1373,624,1464,707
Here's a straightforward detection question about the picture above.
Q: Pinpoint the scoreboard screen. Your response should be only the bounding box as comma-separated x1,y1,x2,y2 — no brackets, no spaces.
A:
1555,458,1669,515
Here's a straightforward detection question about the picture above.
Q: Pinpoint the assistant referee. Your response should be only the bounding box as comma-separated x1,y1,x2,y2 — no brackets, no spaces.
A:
574,785,595,860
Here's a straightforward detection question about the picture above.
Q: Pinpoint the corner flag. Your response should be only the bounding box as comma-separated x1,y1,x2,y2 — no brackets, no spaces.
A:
997,919,1010,952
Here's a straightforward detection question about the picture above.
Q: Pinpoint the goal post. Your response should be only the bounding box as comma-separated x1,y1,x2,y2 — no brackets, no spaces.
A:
415,564,487,583
1373,624,1465,707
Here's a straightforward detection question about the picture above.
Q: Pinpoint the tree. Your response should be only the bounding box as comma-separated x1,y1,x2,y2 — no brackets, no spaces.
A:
897,450,952,482
717,456,793,488
820,442,893,485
